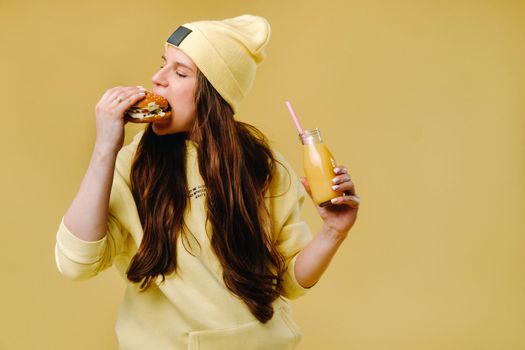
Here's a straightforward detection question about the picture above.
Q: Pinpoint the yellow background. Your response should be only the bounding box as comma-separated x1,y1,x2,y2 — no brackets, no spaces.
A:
1,0,524,349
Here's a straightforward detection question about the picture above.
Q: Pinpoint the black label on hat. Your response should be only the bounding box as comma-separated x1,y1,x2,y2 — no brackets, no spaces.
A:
167,26,192,46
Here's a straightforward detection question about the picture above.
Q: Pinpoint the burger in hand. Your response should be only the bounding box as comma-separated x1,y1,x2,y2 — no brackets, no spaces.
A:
125,91,172,123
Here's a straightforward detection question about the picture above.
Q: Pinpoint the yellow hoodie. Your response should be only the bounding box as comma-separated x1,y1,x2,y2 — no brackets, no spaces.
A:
55,132,313,350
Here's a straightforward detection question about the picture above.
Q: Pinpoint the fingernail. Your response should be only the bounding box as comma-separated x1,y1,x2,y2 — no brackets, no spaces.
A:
331,198,339,204
333,167,341,174
331,178,338,184
332,185,340,191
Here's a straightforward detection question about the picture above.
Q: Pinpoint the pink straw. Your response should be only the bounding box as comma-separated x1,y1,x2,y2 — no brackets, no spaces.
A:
285,101,304,135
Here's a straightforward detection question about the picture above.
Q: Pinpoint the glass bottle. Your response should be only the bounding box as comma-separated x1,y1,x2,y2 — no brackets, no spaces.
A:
300,128,342,206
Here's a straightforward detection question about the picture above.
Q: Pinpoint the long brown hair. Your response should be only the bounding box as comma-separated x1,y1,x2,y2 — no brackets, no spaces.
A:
127,70,287,323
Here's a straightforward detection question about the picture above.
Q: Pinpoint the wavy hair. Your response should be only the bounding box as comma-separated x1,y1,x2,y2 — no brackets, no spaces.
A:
127,70,286,323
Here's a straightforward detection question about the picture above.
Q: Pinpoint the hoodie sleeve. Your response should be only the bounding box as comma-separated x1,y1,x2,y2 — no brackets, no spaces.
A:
269,152,314,299
54,213,125,280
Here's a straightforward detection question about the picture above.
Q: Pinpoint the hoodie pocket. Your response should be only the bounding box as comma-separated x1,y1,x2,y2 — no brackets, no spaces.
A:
187,306,301,350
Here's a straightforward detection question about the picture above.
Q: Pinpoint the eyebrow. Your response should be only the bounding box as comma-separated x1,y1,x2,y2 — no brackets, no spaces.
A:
161,55,194,72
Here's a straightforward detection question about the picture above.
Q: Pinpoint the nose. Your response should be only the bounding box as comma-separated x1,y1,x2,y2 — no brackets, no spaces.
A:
152,67,168,88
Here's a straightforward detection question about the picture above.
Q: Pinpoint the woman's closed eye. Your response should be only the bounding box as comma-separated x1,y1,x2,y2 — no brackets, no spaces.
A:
158,65,187,78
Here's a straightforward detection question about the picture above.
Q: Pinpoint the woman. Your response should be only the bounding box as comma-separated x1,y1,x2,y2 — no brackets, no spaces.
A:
55,14,360,350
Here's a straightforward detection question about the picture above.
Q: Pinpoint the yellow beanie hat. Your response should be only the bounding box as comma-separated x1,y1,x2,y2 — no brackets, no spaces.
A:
165,14,271,114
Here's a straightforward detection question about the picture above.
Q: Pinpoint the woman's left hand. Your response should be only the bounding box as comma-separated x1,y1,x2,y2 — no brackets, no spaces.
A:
300,165,360,238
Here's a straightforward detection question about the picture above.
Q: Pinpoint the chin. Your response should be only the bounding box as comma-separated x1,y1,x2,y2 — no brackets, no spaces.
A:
151,124,172,136
151,122,189,136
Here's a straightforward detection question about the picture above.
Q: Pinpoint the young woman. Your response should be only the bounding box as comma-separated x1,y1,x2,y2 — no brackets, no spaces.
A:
55,15,360,350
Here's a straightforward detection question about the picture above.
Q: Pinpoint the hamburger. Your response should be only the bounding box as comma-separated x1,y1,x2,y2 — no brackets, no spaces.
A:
125,91,172,123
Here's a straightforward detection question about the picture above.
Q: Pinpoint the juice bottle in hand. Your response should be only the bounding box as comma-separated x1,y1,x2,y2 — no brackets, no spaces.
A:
300,128,342,206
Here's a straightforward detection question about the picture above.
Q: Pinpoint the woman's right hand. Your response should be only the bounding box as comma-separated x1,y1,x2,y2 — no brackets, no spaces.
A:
94,86,147,153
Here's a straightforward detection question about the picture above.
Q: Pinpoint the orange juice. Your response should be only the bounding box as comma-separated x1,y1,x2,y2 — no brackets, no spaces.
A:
300,129,342,206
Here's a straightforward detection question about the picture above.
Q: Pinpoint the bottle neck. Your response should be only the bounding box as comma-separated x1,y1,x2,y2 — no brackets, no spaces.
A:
300,128,323,145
